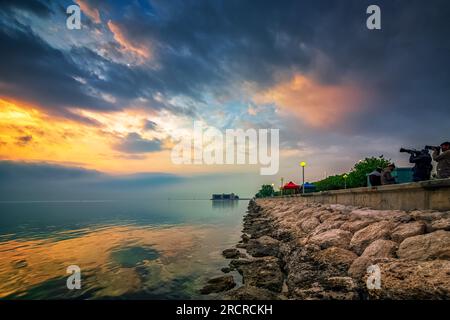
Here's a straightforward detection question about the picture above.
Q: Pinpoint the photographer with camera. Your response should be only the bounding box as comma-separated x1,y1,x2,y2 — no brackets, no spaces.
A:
400,148,432,182
430,142,450,179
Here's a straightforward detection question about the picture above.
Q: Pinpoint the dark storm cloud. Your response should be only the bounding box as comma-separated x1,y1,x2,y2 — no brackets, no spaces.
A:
0,0,53,17
1,0,450,143
108,0,450,136
0,22,115,111
114,132,162,154
0,18,192,117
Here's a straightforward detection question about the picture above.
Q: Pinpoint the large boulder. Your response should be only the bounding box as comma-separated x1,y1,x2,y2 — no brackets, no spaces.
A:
430,218,450,232
246,236,280,257
359,239,398,258
349,240,398,279
308,229,352,250
340,219,372,233
311,219,345,236
390,221,426,243
313,247,358,271
410,210,446,222
222,248,241,259
200,275,236,294
364,259,450,299
293,278,359,300
350,221,396,255
300,217,320,233
234,256,284,292
397,230,450,261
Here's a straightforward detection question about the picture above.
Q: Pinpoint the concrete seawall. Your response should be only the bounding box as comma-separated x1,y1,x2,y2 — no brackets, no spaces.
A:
277,178,450,211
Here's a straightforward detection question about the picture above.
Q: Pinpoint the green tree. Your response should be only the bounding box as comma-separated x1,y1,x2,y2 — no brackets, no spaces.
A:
313,156,390,191
255,184,275,198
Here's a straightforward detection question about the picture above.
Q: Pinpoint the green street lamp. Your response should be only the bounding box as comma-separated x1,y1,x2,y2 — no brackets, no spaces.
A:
300,161,307,194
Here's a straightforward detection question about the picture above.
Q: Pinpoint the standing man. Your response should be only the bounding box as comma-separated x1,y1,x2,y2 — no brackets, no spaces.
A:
432,142,450,179
381,163,397,185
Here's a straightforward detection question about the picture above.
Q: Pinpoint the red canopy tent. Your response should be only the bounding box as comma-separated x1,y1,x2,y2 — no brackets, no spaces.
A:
281,181,300,195
282,181,300,190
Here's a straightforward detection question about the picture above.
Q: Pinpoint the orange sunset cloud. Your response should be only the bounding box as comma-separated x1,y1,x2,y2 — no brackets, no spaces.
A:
0,99,169,173
76,0,101,24
107,21,151,61
253,74,364,128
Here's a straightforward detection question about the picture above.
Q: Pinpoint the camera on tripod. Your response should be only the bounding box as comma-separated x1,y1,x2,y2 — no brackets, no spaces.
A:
425,145,441,151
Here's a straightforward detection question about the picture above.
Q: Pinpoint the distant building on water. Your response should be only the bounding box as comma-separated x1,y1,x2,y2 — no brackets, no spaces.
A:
211,193,239,200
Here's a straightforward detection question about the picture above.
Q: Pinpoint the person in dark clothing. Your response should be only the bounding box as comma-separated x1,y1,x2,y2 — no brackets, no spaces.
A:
368,168,382,186
409,149,433,182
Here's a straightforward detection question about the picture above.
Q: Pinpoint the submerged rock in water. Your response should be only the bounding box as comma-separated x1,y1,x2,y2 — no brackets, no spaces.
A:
221,267,231,273
200,275,236,294
222,248,241,259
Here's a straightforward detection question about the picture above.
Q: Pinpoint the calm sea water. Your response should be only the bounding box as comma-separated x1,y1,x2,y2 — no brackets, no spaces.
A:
0,199,248,299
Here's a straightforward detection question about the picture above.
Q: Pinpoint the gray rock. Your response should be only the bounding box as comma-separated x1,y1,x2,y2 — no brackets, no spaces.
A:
222,248,241,259
235,256,284,292
221,267,231,273
246,236,280,257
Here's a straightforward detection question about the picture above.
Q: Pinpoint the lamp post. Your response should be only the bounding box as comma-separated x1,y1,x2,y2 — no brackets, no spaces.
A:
343,174,348,189
271,183,275,197
300,161,307,194
280,177,284,196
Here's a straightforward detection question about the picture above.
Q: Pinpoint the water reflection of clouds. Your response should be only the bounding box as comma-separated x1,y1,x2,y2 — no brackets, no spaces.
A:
0,224,222,299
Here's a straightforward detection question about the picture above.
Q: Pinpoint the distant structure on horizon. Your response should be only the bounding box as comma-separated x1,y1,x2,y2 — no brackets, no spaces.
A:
211,193,239,200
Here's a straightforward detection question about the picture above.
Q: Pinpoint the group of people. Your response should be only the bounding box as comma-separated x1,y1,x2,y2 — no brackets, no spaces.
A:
369,141,450,186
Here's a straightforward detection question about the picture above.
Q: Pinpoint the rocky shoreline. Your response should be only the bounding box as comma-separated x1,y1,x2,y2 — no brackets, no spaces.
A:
202,198,450,299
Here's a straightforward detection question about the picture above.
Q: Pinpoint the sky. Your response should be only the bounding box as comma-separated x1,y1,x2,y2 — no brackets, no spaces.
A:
0,0,449,199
